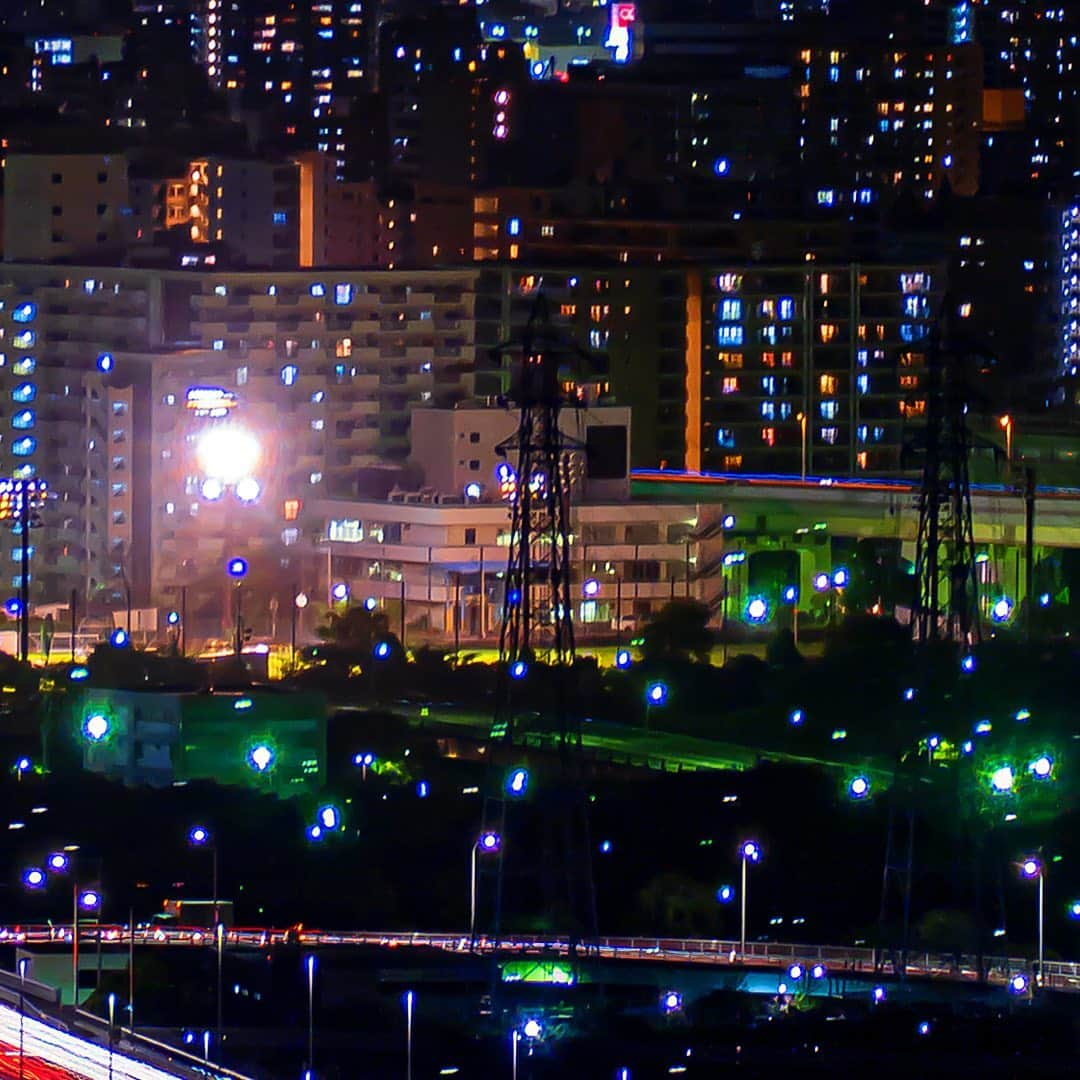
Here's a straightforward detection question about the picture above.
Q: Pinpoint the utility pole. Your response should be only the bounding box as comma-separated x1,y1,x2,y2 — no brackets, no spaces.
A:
1025,467,1036,642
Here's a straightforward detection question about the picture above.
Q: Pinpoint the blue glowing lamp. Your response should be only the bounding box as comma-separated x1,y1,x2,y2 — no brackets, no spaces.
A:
1029,754,1053,780
109,628,128,648
917,1021,931,1037
1039,593,1051,608
506,768,530,797
832,567,849,588
353,751,375,767
15,756,31,774
974,719,992,735
247,743,275,773
614,648,632,670
927,735,940,750
373,640,391,660
599,840,613,854
47,852,69,873
646,681,668,706
740,840,761,863
961,653,976,673
306,824,323,842
332,582,349,602
522,1018,542,1040
903,687,916,701
364,597,378,611
782,585,799,604
961,740,974,755
810,963,826,980
1009,973,1029,994
69,666,89,681
417,781,429,799
1068,900,1080,920
479,831,501,853
1020,857,1041,880
226,557,248,579
318,805,340,830
661,991,682,1013
990,764,1015,793
813,572,830,592
510,660,528,680
83,713,110,742
507,587,521,606
848,775,870,799
872,986,886,1004
717,884,734,904
788,963,804,980
4,597,23,618
23,867,46,890
745,596,769,623
788,708,804,726
582,578,600,598
188,826,211,846
79,889,101,911
991,596,1013,623
166,610,180,626
722,514,736,529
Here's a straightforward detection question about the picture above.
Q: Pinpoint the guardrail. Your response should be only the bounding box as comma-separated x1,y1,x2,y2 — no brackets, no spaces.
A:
5,925,1078,993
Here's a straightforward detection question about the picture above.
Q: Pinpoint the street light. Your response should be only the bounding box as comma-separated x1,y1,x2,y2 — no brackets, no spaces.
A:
848,775,870,799
247,743,275,773
506,768,530,798
999,414,1013,462
404,990,414,1080
614,648,632,670
661,991,682,1013
717,884,734,904
990,764,1016,793
1029,754,1053,780
470,832,502,941
644,680,667,732
739,840,761,958
1020,856,1044,987
108,991,116,1080
23,867,45,889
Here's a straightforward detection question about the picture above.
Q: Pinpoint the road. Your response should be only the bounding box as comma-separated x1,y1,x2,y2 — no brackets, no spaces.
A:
5,926,1075,994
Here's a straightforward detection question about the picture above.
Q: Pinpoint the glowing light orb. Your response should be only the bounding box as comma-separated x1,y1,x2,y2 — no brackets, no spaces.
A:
745,596,769,623
1009,973,1029,994
1029,755,1053,779
813,572,831,592
974,720,992,735
722,514,736,529
522,1019,542,1039
782,585,799,604
189,827,210,846
961,654,976,673
788,963,804,980
990,765,1015,793
47,853,69,872
811,963,826,979
109,628,128,648
991,597,1013,623
201,477,224,501
196,427,260,485
872,986,886,1003
832,567,849,588
661,991,682,1012
849,776,870,799
235,477,260,503
83,713,110,742
917,1021,931,1037
318,805,339,830
614,649,632,670
717,884,734,903
582,578,600,598
373,641,391,660
740,840,761,862
506,768,529,797
1068,901,1080,920
23,868,46,889
510,660,528,680
364,597,378,611
479,831,501,853
332,582,349,601
248,743,275,773
79,890,101,910
1021,858,1041,879
646,681,668,705
789,708,804,726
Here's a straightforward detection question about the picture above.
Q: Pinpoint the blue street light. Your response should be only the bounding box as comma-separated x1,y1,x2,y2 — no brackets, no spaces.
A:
479,831,501,853
990,764,1016,793
917,1021,931,1037
832,567,849,588
1039,593,1051,607
1009,973,1029,994
661,991,682,1013
353,751,375,768
15,756,32,774
364,597,378,611
188,826,211,846
961,653,976,673
813,572,831,592
306,824,323,842
717,884,734,903
740,840,761,863
373,640,391,660
47,852,69,873
614,648,632,670
510,660,528,680
332,582,349,602
83,713,111,742
721,514,736,529
69,666,89,681
582,578,600,598
1068,900,1080,920
226,557,248,579
23,867,46,889
646,681,668,705
991,596,1013,623
599,840,613,854
4,597,23,617
1029,754,1053,780
788,708,804,726
247,743,275,773
318,805,340,830
109,628,128,648
810,963,826,980
781,585,799,604
788,963,804,980
166,610,180,626
506,768,530,797
848,775,870,799
745,596,769,623
522,1018,542,1040
903,687,916,701
872,986,886,1004
79,889,101,910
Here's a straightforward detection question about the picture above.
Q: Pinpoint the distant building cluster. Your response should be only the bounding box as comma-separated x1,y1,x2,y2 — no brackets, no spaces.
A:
0,0,1077,634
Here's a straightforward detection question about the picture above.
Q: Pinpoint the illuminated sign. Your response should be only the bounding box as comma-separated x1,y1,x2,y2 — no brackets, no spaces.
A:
605,3,636,64
185,386,238,418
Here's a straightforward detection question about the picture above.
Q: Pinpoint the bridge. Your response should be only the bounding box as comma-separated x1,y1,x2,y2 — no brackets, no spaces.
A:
6,925,1075,994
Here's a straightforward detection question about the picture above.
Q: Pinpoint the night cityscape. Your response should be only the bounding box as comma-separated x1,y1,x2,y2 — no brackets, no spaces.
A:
0,0,1079,1076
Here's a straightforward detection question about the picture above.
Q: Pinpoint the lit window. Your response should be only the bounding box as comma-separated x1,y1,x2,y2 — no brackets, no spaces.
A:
720,298,742,320
717,325,744,346
310,283,326,297
281,365,298,386
12,409,35,429
12,383,36,403
721,377,739,394
334,283,353,305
